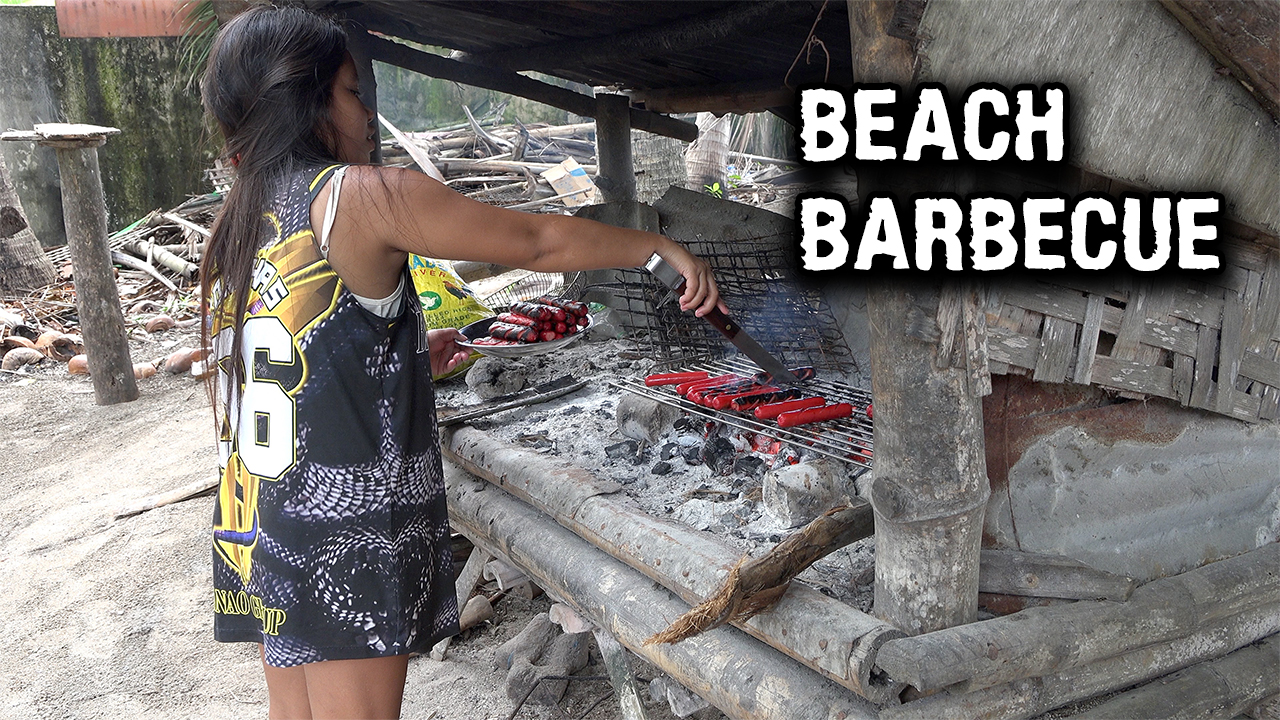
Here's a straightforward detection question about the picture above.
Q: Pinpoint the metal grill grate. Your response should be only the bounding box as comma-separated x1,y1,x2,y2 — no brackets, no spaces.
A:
589,233,857,375
610,357,874,468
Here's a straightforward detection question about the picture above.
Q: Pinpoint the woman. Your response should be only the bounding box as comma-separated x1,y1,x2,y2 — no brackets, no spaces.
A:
200,6,721,719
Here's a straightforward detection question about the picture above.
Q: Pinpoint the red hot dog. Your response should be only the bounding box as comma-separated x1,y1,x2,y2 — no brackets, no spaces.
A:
753,396,826,420
776,403,854,428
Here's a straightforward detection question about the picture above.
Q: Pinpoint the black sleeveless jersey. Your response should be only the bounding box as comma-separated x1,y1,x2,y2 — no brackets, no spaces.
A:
210,165,459,666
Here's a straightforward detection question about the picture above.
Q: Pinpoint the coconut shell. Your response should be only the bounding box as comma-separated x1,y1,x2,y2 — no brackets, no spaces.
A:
67,354,90,375
145,315,176,333
164,347,204,374
2,336,36,351
134,362,158,379
35,331,80,362
2,347,45,370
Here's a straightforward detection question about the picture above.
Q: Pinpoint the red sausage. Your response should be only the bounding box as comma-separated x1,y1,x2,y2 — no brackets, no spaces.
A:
539,330,560,342
753,396,826,420
488,322,538,343
645,371,710,387
496,312,536,327
729,388,802,412
866,403,873,420
776,403,854,428
677,374,741,396
710,386,780,410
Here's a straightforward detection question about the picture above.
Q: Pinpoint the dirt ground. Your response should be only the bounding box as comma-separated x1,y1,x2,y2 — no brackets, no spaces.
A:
0,327,720,720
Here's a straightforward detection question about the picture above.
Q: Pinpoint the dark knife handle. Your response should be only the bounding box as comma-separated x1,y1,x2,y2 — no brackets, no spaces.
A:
700,306,741,340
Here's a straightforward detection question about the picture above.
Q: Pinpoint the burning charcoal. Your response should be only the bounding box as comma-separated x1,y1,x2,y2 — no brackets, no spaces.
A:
680,445,703,466
651,461,672,476
701,436,736,474
660,442,678,461
605,440,639,459
732,456,766,482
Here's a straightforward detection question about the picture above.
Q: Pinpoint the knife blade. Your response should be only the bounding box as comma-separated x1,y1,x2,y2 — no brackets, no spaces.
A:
643,253,802,385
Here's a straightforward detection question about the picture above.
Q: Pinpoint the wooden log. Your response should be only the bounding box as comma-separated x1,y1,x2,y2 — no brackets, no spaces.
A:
881,602,1280,720
120,238,198,278
874,542,1280,694
978,549,1136,601
46,130,138,405
442,426,904,704
430,545,491,661
444,464,879,720
595,94,636,204
593,627,649,720
111,251,178,292
458,595,494,632
1070,633,1280,719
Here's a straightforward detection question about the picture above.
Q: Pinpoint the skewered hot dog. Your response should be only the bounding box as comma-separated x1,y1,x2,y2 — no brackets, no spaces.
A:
753,396,826,420
488,322,539,343
496,312,536,327
508,301,559,323
776,402,853,427
728,387,803,412
645,371,710,387
535,296,589,318
676,374,741,396
710,386,781,410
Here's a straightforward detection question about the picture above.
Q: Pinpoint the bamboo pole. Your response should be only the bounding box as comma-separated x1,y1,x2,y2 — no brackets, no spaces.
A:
880,603,1280,720
1070,633,1280,720
444,463,879,720
875,542,1280,694
442,426,904,704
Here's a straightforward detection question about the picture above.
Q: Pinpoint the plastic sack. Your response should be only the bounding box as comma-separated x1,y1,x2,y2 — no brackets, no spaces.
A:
408,254,492,379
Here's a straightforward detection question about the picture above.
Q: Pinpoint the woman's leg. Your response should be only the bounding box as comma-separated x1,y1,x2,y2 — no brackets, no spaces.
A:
302,655,411,720
261,646,313,719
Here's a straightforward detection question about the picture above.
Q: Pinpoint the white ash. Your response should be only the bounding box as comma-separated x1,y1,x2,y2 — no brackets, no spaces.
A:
437,338,876,612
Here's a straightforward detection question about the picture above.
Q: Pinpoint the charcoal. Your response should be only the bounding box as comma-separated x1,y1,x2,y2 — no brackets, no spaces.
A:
680,445,703,465
651,461,672,475
733,455,766,481
701,436,736,474
605,440,639,459
673,416,697,432
660,442,678,460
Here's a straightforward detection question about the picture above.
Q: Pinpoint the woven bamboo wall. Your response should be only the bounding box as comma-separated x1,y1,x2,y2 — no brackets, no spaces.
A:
980,236,1280,423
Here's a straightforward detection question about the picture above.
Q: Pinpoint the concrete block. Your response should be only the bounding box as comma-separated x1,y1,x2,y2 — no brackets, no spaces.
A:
465,356,527,400
616,392,679,444
763,458,852,528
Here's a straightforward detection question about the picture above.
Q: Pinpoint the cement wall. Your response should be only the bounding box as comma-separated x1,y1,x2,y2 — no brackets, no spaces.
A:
0,5,213,247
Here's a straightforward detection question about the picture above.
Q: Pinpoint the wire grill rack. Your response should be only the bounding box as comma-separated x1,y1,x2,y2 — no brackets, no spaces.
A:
588,233,856,375
609,357,874,468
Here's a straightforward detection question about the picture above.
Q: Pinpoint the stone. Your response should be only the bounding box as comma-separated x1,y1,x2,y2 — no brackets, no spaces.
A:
465,356,527,400
762,458,853,528
616,393,680,444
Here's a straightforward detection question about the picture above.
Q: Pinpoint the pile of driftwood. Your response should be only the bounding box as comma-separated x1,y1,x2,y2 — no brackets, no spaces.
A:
0,193,210,380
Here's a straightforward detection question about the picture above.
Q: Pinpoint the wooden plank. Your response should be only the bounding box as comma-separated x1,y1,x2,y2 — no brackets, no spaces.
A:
935,284,964,370
874,543,1280,694
1111,284,1150,361
1190,322,1221,408
963,283,993,397
1216,293,1246,415
1090,356,1176,398
1159,1,1280,120
1073,294,1105,384
1246,250,1280,351
979,549,1136,602
1033,315,1077,383
1071,633,1280,719
986,326,1039,370
114,475,219,519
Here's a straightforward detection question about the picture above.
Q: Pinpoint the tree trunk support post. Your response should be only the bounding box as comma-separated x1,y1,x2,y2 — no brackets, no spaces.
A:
3,124,137,405
593,625,649,720
845,1,990,637
594,93,637,205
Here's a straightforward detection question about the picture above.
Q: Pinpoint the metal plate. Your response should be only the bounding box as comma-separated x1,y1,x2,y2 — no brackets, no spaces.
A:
458,314,593,358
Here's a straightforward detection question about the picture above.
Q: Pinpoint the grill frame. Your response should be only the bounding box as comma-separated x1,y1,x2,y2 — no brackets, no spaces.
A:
611,357,874,468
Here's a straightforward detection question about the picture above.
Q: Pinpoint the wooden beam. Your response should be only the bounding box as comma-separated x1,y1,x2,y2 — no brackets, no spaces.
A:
630,82,794,115
1160,0,1280,120
362,34,697,143
462,1,793,71
978,549,1136,602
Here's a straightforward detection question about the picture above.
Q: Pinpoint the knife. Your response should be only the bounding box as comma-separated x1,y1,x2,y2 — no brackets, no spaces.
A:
644,253,802,386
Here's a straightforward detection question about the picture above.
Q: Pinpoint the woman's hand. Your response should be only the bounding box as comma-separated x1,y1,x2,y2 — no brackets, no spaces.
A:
428,328,471,377
657,243,727,318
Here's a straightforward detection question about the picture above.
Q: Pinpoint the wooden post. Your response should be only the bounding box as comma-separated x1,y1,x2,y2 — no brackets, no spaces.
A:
593,627,649,720
594,93,636,204
845,0,989,637
3,124,137,405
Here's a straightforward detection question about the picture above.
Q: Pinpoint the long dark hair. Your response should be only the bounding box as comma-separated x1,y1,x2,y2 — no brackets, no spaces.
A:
199,5,347,417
